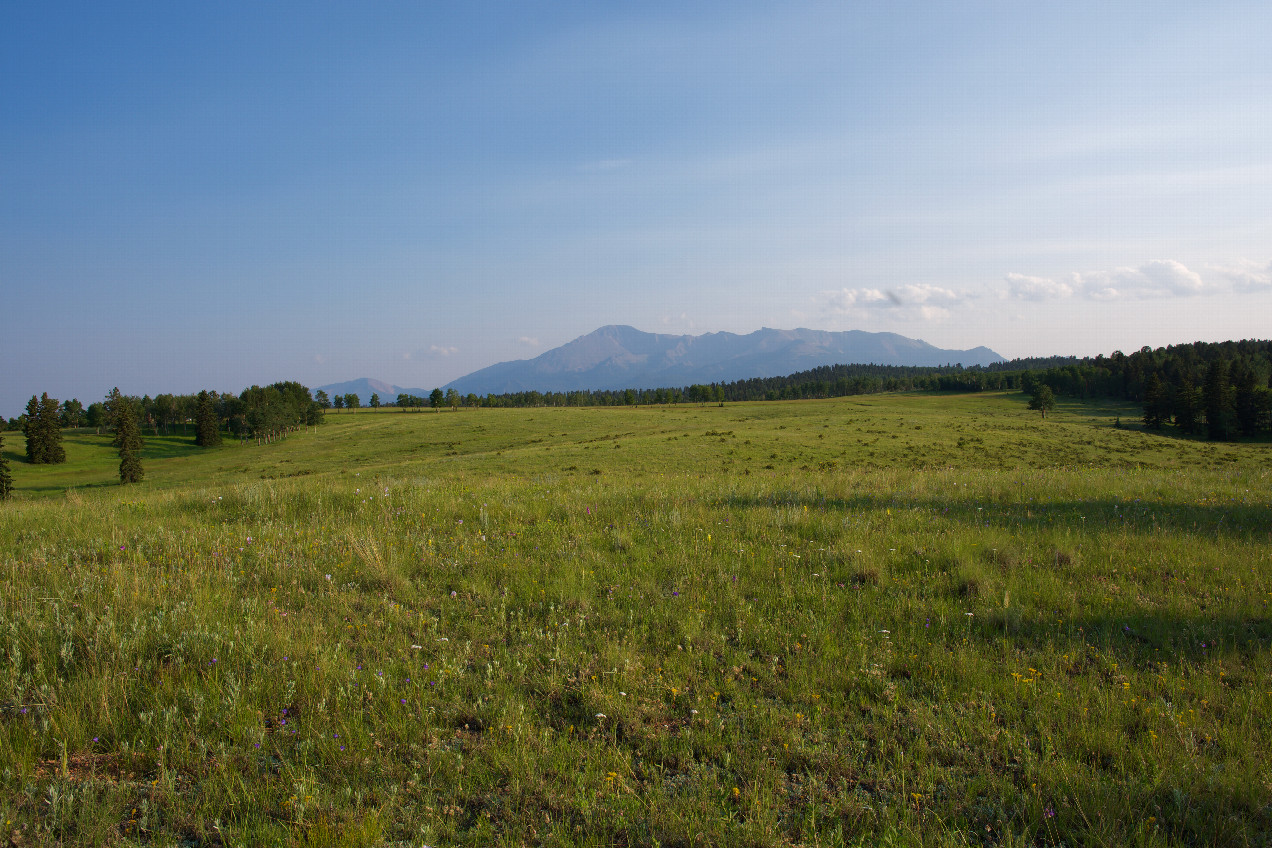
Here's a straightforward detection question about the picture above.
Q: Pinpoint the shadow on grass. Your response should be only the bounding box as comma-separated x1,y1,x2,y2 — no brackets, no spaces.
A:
715,491,1272,542
976,608,1272,669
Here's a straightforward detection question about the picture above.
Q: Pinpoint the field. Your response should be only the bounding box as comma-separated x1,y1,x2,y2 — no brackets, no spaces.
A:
2,392,1270,846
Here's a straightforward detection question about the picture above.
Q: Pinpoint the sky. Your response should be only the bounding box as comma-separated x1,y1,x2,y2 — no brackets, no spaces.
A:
3,2,1270,416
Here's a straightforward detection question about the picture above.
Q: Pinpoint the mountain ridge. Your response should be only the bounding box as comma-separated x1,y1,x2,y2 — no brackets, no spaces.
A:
441,325,1003,396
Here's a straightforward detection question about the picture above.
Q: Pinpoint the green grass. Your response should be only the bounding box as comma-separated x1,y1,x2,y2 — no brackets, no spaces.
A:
2,393,1270,846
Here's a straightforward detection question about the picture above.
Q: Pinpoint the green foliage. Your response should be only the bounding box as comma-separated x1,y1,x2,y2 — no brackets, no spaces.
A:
1204,360,1236,441
429,387,444,409
40,394,66,463
23,393,67,464
235,382,320,440
58,398,84,428
114,401,144,484
0,430,11,500
1142,374,1168,429
369,392,380,408
1026,384,1056,418
195,390,222,447
993,339,1272,440
1173,378,1202,434
22,395,42,463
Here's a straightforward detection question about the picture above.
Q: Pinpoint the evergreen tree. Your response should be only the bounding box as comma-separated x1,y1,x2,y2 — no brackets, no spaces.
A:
1203,360,1236,441
1173,378,1202,434
104,388,126,434
116,401,144,484
195,390,222,447
1231,359,1260,438
0,430,12,500
1141,374,1168,429
39,393,66,463
23,396,44,463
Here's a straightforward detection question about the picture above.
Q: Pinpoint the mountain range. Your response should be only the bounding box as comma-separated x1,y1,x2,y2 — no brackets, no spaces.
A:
319,326,1003,403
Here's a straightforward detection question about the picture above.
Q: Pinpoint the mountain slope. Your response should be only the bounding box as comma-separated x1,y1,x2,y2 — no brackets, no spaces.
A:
316,378,432,405
444,326,1003,395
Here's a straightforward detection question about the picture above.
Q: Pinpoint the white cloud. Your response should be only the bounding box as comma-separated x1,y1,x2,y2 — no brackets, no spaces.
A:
1074,259,1209,300
429,345,459,357
312,353,327,365
1004,259,1220,303
1212,259,1272,292
1005,272,1074,301
518,336,540,347
820,283,972,318
1085,285,1121,302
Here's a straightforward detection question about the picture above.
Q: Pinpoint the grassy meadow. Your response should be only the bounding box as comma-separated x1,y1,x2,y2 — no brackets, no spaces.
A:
1,392,1270,846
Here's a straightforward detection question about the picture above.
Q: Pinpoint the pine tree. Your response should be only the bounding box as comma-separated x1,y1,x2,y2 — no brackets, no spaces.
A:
1141,374,1168,429
104,388,126,435
0,430,13,500
195,390,222,447
1231,359,1260,438
1203,360,1236,441
116,401,145,484
1173,378,1202,434
23,395,44,463
39,393,66,464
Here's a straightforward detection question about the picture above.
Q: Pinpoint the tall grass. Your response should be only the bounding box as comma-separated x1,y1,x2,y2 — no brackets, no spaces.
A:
1,394,1269,845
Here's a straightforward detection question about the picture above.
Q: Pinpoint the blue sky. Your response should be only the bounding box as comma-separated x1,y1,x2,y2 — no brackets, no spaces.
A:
3,2,1270,416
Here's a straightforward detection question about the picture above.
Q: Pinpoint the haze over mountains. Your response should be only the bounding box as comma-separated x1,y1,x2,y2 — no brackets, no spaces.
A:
320,326,1003,403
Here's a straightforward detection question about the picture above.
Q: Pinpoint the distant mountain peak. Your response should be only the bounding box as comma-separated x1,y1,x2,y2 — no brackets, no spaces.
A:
442,326,1003,395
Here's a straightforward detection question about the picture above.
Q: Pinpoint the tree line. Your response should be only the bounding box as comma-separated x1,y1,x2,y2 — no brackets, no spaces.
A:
5,383,327,443
365,362,1053,411
1018,340,1272,440
3,382,327,488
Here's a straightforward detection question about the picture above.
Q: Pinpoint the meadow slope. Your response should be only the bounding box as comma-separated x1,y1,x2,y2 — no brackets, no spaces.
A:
1,393,1270,846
